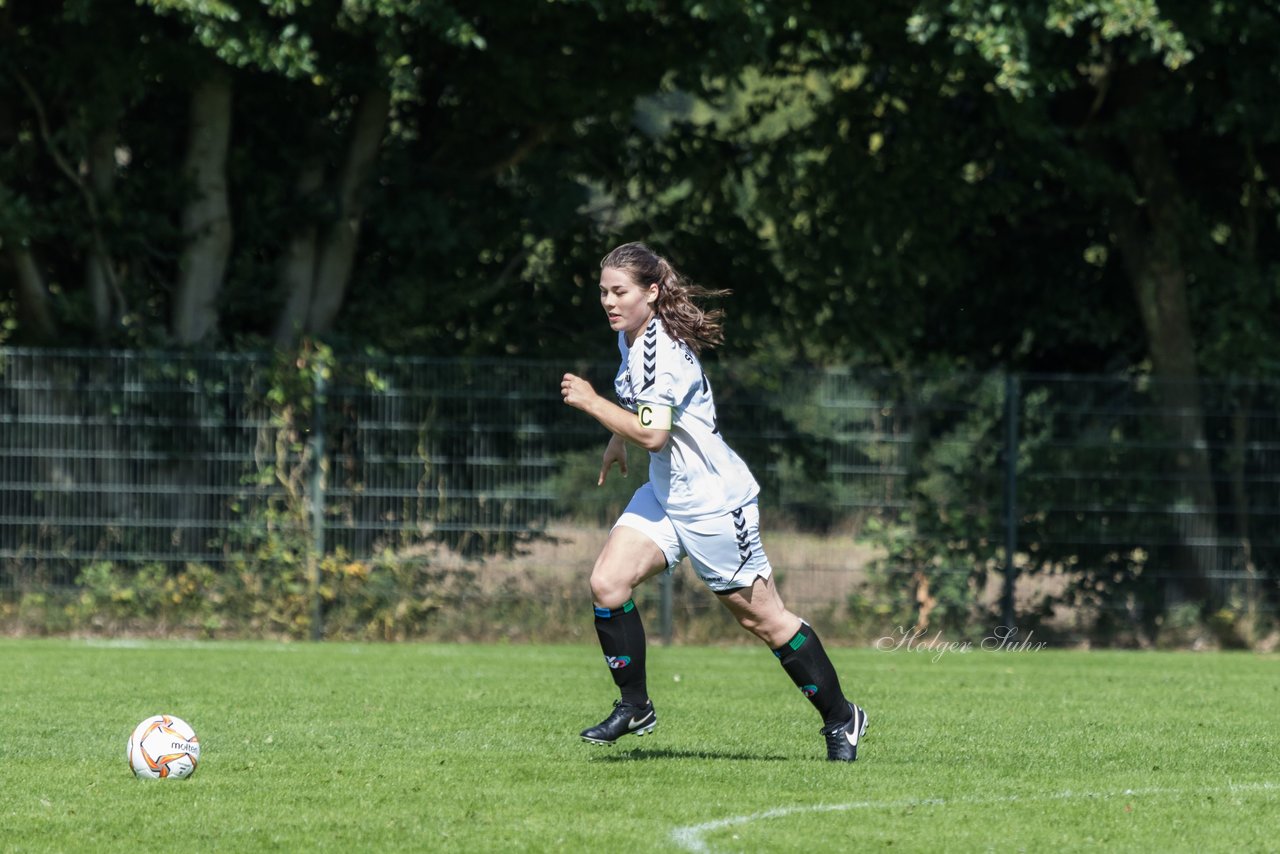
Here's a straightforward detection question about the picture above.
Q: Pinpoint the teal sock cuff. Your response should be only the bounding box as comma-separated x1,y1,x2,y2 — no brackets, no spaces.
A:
593,599,636,619
772,627,809,658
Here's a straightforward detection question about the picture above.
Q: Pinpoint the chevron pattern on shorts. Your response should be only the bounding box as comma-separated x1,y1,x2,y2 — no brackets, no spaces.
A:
733,507,752,562
725,507,754,587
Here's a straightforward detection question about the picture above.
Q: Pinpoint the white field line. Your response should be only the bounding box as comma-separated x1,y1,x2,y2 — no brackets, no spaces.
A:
670,781,1279,853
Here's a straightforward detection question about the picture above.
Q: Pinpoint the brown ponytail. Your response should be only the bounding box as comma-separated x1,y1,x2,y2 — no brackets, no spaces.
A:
600,242,729,354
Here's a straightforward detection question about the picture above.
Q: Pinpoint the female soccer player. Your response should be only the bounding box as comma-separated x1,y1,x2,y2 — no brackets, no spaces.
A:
559,242,868,761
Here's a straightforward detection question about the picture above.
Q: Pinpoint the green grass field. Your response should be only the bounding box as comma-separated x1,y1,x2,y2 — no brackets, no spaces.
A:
1,638,1275,852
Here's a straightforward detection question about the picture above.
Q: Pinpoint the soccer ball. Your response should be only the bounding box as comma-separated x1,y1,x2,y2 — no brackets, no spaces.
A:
126,714,201,779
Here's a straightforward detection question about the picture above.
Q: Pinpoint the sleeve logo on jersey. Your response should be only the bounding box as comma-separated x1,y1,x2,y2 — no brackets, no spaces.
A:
637,403,673,430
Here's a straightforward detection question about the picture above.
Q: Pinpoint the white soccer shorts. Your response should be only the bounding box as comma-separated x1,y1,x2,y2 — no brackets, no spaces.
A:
614,482,773,593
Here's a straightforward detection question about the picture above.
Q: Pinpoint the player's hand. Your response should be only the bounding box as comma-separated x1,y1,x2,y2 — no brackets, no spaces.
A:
560,373,598,412
599,435,628,485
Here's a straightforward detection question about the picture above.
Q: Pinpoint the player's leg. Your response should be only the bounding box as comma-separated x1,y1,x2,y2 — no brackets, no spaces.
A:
589,524,669,611
589,524,667,708
717,577,867,759
685,501,868,760
717,576,852,723
581,484,679,745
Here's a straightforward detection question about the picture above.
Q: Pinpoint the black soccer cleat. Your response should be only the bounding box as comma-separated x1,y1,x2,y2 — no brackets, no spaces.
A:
580,699,657,745
821,702,868,761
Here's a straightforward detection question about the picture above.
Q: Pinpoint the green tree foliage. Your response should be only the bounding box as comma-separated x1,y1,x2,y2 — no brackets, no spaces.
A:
900,0,1280,376
0,0,769,352
897,0,1280,607
2,0,1277,627
602,2,1146,372
3,1,1277,375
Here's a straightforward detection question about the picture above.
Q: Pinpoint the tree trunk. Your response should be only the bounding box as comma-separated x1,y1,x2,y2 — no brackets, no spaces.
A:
305,87,391,335
172,73,233,346
272,160,325,348
1112,128,1219,606
8,244,58,343
86,125,118,337
0,87,55,342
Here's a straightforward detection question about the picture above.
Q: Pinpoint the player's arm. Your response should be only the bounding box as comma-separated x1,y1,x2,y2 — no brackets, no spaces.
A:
561,373,670,452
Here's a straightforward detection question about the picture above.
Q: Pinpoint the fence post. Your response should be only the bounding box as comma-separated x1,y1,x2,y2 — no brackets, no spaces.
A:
1001,372,1020,631
660,571,674,645
309,363,327,641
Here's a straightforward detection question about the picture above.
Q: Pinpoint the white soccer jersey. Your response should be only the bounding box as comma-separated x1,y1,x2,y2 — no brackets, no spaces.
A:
613,317,759,521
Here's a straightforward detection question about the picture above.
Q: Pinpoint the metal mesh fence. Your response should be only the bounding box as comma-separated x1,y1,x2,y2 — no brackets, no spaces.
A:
0,350,274,573
1,348,1276,632
1016,373,1280,620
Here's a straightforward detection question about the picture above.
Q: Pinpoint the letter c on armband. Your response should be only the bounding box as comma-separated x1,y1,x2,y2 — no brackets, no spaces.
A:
637,403,673,430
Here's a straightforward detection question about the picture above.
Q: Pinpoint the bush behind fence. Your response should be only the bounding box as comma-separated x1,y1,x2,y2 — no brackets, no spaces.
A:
1,347,1277,646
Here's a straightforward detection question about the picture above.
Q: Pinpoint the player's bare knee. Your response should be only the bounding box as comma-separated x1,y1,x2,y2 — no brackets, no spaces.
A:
736,610,799,647
731,610,769,641
589,569,630,610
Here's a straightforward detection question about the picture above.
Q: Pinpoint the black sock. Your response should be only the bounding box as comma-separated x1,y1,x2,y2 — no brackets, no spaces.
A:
773,623,849,726
593,599,648,705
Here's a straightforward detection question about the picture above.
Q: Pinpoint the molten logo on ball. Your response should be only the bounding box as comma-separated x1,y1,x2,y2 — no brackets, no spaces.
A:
127,714,201,780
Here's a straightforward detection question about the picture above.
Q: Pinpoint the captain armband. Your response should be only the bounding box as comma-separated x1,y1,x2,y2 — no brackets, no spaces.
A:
637,402,673,430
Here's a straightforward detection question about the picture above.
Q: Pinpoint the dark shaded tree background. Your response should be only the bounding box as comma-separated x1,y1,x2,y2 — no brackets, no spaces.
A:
3,0,1277,378
3,0,1280,635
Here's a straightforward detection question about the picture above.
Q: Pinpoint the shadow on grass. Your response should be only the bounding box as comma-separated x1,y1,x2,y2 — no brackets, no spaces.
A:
589,747,791,762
